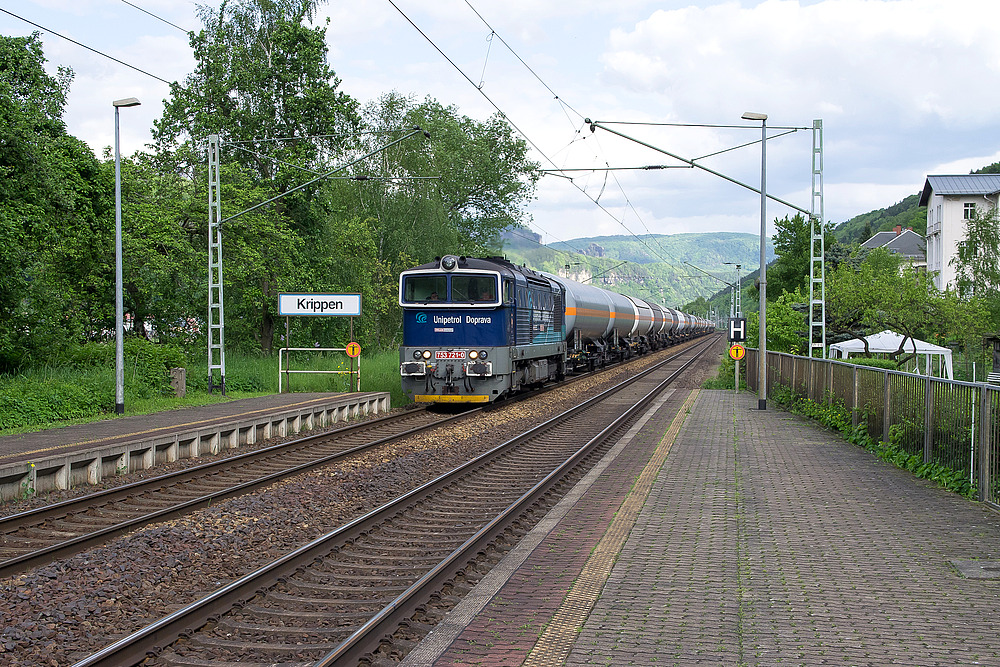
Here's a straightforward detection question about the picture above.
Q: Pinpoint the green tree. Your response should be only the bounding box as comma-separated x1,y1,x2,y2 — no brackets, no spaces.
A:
951,206,1000,329
0,33,114,369
153,0,363,354
826,247,987,364
113,151,204,345
767,213,837,299
745,288,808,355
358,93,539,258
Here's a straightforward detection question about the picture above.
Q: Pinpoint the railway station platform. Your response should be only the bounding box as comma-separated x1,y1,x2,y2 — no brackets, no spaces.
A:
0,391,389,502
402,388,1000,666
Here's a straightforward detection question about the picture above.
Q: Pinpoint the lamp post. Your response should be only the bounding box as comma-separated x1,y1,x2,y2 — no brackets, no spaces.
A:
742,111,767,410
114,97,141,415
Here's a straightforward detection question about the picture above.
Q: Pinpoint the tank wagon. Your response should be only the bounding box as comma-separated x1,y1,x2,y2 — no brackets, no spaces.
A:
399,255,713,403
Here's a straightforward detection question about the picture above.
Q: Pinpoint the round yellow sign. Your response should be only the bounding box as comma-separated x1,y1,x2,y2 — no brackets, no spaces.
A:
729,343,746,361
345,341,361,358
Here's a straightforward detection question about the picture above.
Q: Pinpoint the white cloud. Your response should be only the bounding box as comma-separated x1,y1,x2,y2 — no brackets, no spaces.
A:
602,0,1000,128
5,0,1000,242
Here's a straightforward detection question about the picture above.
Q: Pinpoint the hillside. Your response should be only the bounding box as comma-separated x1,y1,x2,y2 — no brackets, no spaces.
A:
500,229,771,311
497,158,1000,317
833,160,1000,244
833,193,925,244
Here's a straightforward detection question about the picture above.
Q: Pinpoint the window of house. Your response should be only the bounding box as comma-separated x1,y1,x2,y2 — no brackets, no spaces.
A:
964,202,976,220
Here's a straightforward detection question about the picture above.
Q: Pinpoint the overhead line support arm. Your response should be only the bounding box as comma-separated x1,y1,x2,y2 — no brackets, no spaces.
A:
586,119,811,217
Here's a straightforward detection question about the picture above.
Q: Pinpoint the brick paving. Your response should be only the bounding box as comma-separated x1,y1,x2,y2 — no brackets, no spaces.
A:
407,389,1000,666
568,390,1000,666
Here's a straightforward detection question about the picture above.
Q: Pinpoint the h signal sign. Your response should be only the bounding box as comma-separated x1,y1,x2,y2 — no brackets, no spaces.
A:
728,317,747,343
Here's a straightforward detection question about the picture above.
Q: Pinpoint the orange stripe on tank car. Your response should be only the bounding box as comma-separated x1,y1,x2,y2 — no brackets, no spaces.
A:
564,306,614,318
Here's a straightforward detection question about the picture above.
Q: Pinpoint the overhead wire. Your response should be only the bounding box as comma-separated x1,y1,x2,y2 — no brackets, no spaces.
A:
461,0,586,127
120,0,192,34
427,2,715,300
388,0,714,301
0,7,174,85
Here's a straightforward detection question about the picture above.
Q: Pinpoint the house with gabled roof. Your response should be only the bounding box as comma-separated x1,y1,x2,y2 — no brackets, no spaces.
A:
919,174,1000,291
861,226,926,271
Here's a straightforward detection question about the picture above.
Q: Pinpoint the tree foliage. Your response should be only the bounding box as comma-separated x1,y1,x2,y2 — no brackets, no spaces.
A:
0,5,534,386
767,213,838,299
744,288,808,355
0,33,114,370
951,206,1000,329
826,247,988,361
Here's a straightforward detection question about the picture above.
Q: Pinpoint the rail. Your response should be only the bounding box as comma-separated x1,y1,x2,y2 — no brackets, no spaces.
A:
744,349,1000,509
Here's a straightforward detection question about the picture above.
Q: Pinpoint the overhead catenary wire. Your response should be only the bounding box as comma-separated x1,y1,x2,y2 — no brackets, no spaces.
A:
397,2,713,300
120,0,192,34
0,7,174,85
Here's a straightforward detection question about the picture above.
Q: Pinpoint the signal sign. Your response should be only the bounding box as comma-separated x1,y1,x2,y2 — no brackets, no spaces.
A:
345,342,361,358
729,344,746,361
728,317,747,342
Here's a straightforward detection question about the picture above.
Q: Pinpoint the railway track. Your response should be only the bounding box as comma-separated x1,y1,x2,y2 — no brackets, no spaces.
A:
72,336,715,667
0,339,703,580
0,408,466,579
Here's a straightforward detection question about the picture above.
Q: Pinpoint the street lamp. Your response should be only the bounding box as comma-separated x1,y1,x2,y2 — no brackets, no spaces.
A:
114,97,140,415
742,111,767,410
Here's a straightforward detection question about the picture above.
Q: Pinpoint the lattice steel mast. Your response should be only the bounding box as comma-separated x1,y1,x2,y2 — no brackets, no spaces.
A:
809,120,826,358
207,135,226,393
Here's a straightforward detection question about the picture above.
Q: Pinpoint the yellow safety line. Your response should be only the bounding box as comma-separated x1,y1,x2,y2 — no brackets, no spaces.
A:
521,388,700,666
0,395,362,462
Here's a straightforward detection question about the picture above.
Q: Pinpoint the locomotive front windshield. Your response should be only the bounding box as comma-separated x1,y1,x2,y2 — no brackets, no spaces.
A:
402,273,498,303
402,275,448,302
450,275,496,302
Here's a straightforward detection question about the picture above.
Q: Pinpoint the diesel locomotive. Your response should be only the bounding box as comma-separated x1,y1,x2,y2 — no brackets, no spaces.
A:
399,255,713,403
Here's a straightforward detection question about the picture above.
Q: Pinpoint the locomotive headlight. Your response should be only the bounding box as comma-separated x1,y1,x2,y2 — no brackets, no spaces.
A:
469,350,479,359
440,255,458,271
479,350,488,360
421,350,432,359
412,350,422,360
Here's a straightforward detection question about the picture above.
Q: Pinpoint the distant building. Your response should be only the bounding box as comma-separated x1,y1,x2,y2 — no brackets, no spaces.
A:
919,174,1000,290
860,225,926,271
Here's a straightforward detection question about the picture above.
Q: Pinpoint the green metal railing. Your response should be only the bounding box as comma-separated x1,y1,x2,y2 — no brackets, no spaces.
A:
746,349,1000,508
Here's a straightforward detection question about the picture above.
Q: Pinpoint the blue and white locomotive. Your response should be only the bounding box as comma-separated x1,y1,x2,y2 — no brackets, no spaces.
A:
399,255,713,403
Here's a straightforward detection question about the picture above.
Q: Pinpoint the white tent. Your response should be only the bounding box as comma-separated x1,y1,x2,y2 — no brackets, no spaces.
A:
829,330,954,380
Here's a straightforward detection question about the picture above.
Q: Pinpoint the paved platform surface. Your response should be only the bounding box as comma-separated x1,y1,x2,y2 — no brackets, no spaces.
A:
0,392,386,465
404,388,1000,666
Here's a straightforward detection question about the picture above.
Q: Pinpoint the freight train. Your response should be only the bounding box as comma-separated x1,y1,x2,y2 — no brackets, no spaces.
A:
398,255,714,403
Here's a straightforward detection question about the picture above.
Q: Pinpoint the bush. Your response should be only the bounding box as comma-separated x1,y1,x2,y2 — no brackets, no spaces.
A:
123,338,187,398
0,338,186,429
0,375,111,429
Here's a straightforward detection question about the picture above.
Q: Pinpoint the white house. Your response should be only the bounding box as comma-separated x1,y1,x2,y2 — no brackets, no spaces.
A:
919,174,1000,291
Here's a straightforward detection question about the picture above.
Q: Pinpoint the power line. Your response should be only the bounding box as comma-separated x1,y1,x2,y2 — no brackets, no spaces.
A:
0,7,174,85
120,0,192,34
596,119,811,131
462,0,586,126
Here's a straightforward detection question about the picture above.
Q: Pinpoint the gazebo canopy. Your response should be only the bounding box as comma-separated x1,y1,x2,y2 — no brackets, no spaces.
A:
829,330,953,380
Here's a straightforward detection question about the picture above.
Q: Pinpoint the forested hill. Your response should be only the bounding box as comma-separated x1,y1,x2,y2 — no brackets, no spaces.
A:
500,230,771,310
832,160,1000,244
833,193,925,244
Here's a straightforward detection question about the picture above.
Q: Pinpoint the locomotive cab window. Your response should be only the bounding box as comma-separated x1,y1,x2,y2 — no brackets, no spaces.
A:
402,275,447,302
451,275,498,303
503,279,514,304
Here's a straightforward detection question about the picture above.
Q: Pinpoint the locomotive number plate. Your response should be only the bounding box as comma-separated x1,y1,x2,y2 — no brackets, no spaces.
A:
435,350,467,359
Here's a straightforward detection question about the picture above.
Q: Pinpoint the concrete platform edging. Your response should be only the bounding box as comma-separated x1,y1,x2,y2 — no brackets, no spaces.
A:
0,393,389,502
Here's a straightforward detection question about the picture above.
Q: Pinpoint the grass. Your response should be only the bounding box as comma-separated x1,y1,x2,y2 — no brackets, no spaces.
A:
0,348,409,437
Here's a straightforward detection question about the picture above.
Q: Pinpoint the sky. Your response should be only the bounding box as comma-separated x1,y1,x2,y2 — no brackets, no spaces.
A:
4,0,1000,250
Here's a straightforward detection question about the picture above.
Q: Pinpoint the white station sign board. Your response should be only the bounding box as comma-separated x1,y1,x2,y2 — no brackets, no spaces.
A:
278,293,362,317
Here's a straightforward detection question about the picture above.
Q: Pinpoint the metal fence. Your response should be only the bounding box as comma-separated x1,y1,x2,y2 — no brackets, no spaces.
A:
745,349,1000,509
